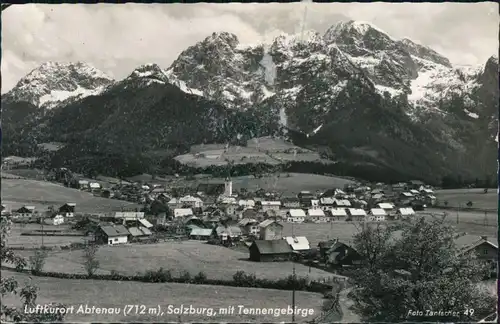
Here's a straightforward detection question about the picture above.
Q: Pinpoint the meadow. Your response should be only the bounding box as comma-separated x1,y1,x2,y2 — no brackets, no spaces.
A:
6,224,86,248
2,178,140,213
14,241,336,281
2,271,323,323
189,173,354,195
434,189,497,211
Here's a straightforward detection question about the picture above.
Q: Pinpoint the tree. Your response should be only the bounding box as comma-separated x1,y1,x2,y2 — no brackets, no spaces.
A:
349,217,496,322
28,249,48,275
82,243,100,277
1,215,65,322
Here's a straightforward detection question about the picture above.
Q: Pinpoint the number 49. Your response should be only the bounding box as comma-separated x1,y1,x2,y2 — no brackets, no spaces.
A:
464,309,475,316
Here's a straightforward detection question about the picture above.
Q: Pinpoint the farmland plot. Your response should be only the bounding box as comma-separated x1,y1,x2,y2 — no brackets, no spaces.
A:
16,241,335,281
2,271,322,323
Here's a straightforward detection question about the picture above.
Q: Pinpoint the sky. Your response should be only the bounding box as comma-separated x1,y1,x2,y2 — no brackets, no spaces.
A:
1,2,498,93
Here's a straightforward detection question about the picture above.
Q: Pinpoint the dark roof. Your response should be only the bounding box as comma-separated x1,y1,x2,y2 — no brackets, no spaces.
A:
251,240,293,255
318,240,337,249
99,225,129,237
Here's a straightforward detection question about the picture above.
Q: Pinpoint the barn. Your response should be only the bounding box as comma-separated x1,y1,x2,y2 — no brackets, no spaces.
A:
248,240,293,262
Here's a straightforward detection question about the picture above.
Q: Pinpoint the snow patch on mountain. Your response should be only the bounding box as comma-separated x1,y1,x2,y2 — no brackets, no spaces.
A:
464,109,479,119
4,61,114,108
39,85,108,109
375,84,402,98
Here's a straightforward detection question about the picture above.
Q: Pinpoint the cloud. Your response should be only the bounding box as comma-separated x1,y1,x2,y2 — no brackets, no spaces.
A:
1,2,498,93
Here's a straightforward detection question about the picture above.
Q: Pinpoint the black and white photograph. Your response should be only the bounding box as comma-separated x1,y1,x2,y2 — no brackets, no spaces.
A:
1,2,498,323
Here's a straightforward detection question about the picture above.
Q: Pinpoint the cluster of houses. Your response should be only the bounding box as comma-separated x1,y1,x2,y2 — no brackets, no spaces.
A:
2,203,76,226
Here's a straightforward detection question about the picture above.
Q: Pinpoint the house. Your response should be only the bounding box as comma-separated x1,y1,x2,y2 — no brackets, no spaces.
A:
330,208,348,221
409,189,420,195
310,199,320,209
183,215,205,228
400,192,414,200
369,208,386,221
189,228,214,240
216,226,242,240
179,195,204,208
43,214,65,226
259,201,281,212
174,208,193,218
239,218,260,236
225,204,239,217
297,191,315,207
95,224,129,245
456,235,498,262
420,188,434,195
286,209,306,223
281,197,301,208
371,193,385,201
14,206,36,217
89,182,101,191
167,198,181,209
128,226,153,240
241,208,258,220
318,240,338,262
333,199,351,208
59,203,76,218
408,180,425,190
346,208,366,221
259,219,283,240
326,241,363,267
78,180,89,189
320,197,335,207
396,207,416,218
307,209,328,223
238,200,255,209
248,240,293,262
377,202,395,211
424,195,437,206
284,236,310,252
137,218,154,229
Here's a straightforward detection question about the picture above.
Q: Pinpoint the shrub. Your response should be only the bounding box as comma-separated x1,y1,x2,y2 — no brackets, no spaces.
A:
28,249,48,275
193,271,207,283
82,243,100,277
179,270,191,283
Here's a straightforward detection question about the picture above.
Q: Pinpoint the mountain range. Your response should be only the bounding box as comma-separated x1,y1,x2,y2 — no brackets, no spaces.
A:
2,20,498,184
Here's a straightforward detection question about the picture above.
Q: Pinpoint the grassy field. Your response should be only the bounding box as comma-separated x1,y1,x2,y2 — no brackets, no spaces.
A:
2,271,323,323
434,189,497,211
2,168,48,180
15,241,335,281
283,211,498,248
6,224,86,248
2,178,140,213
185,173,354,195
282,222,360,247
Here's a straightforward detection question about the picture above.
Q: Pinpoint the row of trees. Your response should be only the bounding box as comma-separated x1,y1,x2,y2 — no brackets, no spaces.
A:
349,217,496,322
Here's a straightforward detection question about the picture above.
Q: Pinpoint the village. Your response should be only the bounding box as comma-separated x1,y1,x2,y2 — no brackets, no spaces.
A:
2,169,497,280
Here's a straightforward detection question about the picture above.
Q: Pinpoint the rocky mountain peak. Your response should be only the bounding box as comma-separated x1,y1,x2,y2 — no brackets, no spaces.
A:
323,20,394,48
4,61,113,109
397,38,452,67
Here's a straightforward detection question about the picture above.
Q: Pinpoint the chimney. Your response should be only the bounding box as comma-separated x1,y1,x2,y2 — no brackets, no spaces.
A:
481,236,488,241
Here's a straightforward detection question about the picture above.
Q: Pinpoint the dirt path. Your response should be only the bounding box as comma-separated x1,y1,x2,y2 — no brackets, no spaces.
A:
339,288,360,323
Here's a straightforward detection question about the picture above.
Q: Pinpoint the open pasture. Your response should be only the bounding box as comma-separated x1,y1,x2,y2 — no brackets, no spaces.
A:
434,188,497,211
3,168,48,180
2,178,140,213
282,222,361,247
2,271,322,323
246,136,308,153
15,241,335,281
6,223,86,248
189,173,354,195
